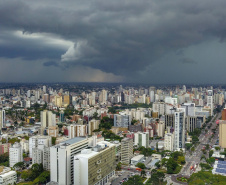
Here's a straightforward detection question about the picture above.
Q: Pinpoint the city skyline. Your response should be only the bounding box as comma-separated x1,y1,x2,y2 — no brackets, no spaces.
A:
1,1,226,84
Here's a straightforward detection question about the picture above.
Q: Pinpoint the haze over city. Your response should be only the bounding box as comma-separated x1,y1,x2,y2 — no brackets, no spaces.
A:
1,0,226,83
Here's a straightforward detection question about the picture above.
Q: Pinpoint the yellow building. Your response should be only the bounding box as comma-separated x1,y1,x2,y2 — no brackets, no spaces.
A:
54,95,62,107
63,95,70,106
219,120,226,148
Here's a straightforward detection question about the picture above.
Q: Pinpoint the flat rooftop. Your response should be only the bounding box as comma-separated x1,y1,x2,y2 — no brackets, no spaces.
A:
61,137,87,145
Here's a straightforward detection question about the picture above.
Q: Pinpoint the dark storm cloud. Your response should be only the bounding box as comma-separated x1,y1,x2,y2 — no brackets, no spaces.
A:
1,0,226,82
181,58,197,64
43,61,59,67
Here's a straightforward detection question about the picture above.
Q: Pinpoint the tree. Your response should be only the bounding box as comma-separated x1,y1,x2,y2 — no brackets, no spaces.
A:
191,146,195,153
131,119,138,125
141,170,146,177
92,112,99,120
52,137,56,145
116,162,121,170
166,157,178,174
33,171,50,184
215,147,220,151
177,156,185,165
206,157,215,164
13,162,25,170
122,175,143,185
21,170,33,181
147,170,165,185
136,162,146,169
155,161,161,168
185,143,193,150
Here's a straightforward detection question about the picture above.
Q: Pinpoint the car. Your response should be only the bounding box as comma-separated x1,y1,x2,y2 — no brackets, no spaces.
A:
128,168,130,170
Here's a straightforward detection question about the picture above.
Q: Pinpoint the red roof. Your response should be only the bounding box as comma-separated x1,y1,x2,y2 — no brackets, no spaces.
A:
24,157,32,162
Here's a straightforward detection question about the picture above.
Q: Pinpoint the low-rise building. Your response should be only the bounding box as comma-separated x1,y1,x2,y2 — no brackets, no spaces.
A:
0,166,17,185
131,155,144,166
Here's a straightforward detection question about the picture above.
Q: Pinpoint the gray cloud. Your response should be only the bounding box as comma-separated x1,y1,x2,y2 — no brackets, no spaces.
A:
43,61,59,67
1,0,226,82
181,57,197,64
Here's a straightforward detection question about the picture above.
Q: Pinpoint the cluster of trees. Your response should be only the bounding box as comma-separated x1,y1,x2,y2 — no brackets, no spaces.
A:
122,175,143,185
99,116,114,130
136,162,146,169
165,151,185,174
101,130,121,141
146,169,165,185
200,163,212,170
136,146,155,157
21,163,50,183
0,153,9,166
188,171,226,185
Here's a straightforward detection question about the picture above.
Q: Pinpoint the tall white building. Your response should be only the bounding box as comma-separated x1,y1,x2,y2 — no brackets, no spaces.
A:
74,141,116,185
164,133,174,151
174,111,185,150
0,108,5,130
207,90,213,116
50,137,90,185
32,145,50,170
134,132,149,148
181,103,195,117
28,135,52,158
9,142,23,167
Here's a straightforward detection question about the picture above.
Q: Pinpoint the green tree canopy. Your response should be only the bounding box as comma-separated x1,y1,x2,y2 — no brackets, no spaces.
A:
136,162,146,169
122,175,143,185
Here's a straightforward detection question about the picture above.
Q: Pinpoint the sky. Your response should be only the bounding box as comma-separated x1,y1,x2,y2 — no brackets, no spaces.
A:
1,0,226,84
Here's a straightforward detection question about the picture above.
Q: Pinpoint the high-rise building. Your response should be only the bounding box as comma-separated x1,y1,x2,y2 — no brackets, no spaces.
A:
63,95,70,106
41,110,56,129
88,120,100,135
54,95,62,107
50,137,90,185
68,124,87,138
173,111,185,150
9,143,23,167
28,135,52,158
207,90,213,116
121,138,133,164
181,103,195,117
43,86,47,93
114,113,131,127
60,110,64,122
164,133,174,151
43,94,49,103
134,132,149,148
74,141,116,185
186,116,197,132
0,108,5,130
32,145,50,170
222,108,226,120
219,120,226,148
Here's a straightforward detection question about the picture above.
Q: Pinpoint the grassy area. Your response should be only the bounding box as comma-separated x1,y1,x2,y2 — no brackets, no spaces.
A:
177,176,188,183
157,169,167,173
17,182,34,185
174,165,182,174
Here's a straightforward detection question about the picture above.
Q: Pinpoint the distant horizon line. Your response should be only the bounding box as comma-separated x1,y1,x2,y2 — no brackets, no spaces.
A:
0,82,226,86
